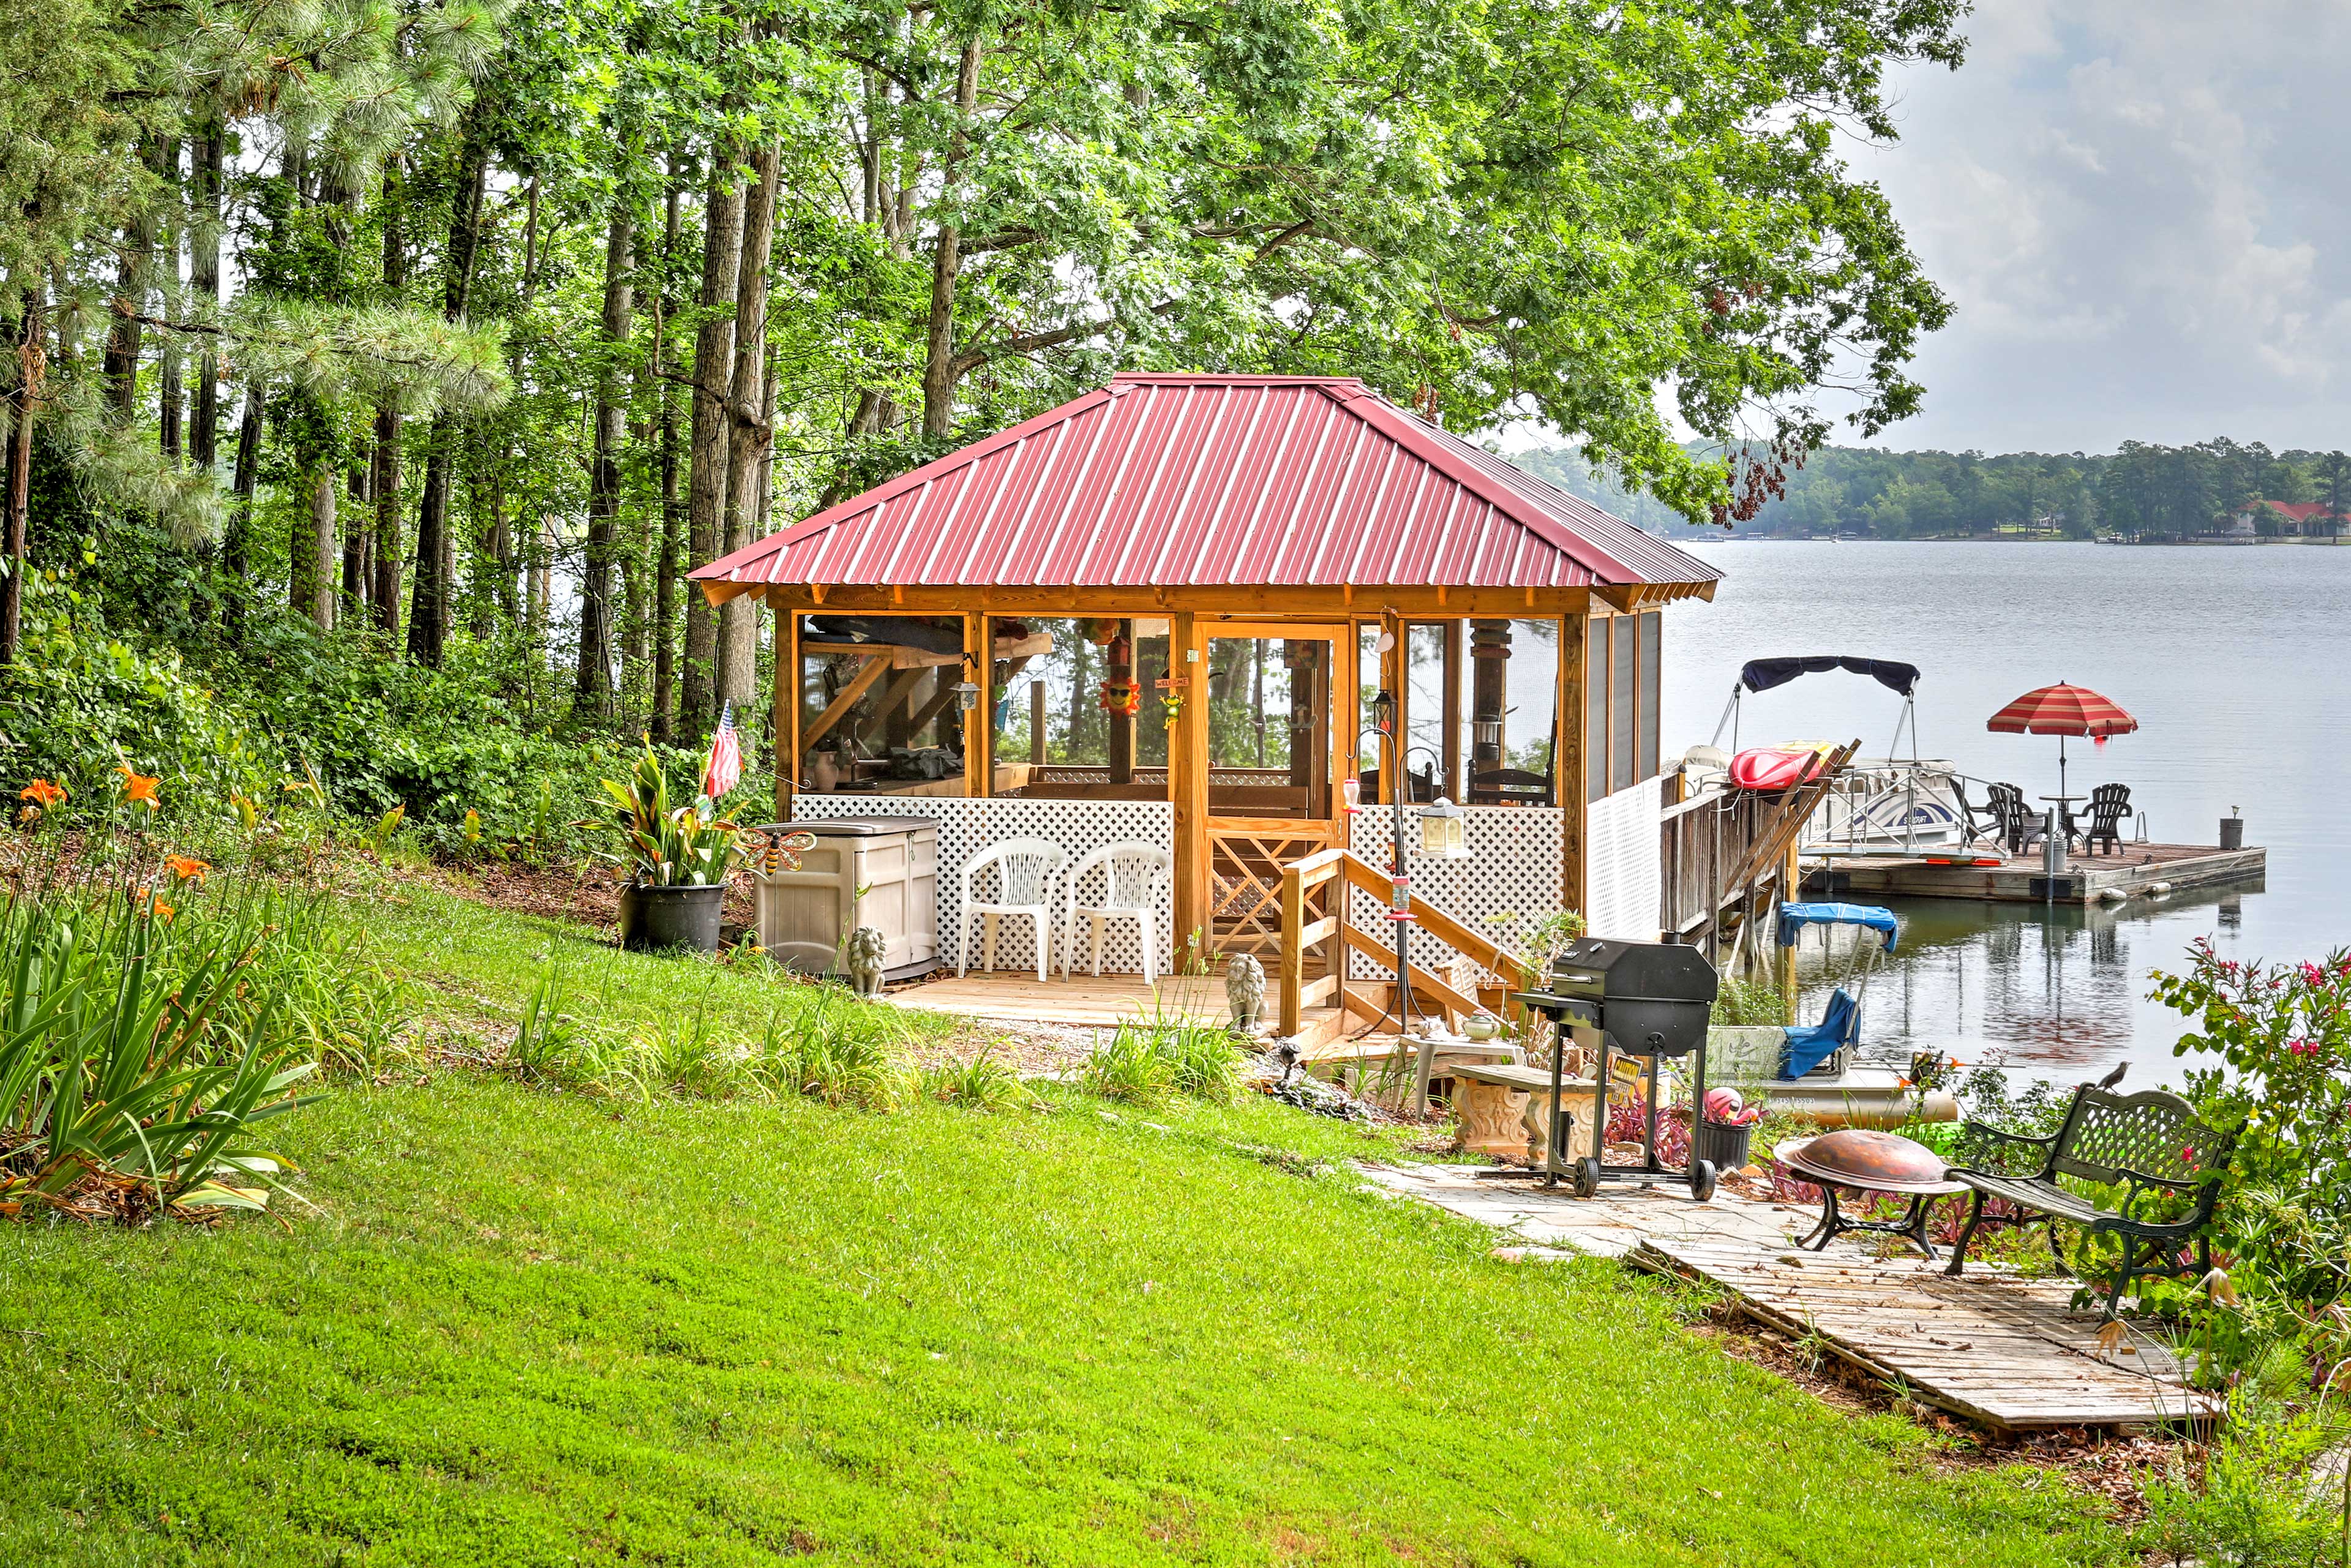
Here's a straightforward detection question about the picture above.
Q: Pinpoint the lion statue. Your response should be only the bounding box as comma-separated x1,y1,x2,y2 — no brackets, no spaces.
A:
1223,952,1267,1034
844,926,889,997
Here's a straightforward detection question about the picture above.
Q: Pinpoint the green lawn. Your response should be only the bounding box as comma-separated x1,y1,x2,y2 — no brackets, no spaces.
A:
0,878,2131,1566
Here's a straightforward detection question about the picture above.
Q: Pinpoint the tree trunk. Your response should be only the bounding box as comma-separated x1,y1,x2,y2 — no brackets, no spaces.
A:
681,151,744,739
189,129,222,471
920,40,984,439
408,126,488,667
577,201,634,713
343,444,370,606
718,145,779,716
223,384,261,639
157,140,183,460
1,304,40,667
305,459,337,629
372,156,404,634
102,140,159,423
651,179,683,741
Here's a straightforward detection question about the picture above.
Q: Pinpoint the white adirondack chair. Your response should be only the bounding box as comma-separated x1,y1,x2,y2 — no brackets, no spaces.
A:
957,838,1067,981
1057,842,1171,983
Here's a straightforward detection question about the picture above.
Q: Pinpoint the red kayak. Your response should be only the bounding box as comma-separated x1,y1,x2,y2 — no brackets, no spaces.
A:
1730,745,1828,791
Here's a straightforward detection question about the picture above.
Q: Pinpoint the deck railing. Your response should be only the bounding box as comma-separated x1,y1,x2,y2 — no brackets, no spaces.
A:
1276,847,1535,1036
1660,740,1861,957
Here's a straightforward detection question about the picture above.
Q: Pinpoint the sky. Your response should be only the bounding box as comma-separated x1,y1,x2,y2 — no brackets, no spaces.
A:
1837,1,2351,456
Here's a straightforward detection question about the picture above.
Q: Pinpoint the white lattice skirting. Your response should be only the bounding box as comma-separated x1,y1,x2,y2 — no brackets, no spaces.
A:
789,795,1176,973
1347,808,1566,981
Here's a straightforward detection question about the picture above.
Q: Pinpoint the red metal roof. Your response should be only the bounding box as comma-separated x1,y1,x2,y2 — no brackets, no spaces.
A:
691,373,1722,599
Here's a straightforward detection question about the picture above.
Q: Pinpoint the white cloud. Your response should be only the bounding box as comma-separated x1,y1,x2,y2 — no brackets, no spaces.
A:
1845,1,2351,451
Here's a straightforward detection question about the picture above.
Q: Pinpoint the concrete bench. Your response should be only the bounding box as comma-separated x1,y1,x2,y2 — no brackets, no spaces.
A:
1449,1063,1602,1167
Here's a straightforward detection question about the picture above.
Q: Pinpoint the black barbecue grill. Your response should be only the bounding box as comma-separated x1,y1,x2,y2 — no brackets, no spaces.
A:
1501,937,1721,1200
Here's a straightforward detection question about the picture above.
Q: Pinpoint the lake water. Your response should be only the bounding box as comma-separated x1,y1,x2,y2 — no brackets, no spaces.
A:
1663,540,2351,1091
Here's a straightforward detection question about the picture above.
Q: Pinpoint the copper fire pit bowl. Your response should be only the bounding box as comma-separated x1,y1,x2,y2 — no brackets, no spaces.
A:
1774,1131,1966,1258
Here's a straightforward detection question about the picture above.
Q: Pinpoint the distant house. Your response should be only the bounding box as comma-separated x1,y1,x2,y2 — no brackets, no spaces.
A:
2233,500,2346,536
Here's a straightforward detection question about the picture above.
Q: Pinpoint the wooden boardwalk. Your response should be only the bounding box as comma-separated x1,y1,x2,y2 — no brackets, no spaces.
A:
1808,841,2264,904
1633,1234,2221,1430
1362,1164,2218,1431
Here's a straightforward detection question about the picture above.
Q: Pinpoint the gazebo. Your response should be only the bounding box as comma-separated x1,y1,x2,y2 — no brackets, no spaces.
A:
691,372,1720,979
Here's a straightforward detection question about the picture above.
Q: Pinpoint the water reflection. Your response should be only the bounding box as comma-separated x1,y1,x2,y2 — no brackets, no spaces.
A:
1785,877,2265,1090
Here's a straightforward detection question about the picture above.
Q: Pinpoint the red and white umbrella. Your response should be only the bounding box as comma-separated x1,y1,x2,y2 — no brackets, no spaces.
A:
1986,682,2139,799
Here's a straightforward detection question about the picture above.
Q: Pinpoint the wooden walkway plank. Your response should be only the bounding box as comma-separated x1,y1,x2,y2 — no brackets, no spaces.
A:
1631,1234,2220,1430
1359,1164,2218,1432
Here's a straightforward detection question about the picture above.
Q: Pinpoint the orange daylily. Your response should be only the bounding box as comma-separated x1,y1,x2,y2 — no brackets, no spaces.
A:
18,779,64,808
116,764,160,808
164,854,209,883
135,888,176,921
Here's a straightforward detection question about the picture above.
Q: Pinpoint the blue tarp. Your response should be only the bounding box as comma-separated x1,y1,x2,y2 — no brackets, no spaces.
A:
1782,987,1859,1079
1777,901,1900,953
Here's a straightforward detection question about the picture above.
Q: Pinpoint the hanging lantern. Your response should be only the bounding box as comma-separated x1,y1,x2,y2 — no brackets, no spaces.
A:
1416,797,1470,860
1370,688,1397,737
953,680,982,711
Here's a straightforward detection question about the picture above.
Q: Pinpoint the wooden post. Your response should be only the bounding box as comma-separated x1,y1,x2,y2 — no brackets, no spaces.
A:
1108,619,1134,784
1470,619,1509,789
961,612,988,798
1559,612,1587,918
1169,611,1210,959
1441,619,1464,799
772,595,798,824
1029,678,1047,765
1779,836,1801,1024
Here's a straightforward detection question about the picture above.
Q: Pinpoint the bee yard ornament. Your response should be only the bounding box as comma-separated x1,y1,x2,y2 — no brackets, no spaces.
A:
1223,953,1267,1033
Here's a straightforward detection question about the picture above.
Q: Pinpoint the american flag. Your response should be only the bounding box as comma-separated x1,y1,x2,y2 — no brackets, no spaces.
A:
702,702,743,801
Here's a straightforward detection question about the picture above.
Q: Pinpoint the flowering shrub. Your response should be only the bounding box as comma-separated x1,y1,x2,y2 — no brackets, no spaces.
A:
2153,940,2351,1199
2151,939,2351,1309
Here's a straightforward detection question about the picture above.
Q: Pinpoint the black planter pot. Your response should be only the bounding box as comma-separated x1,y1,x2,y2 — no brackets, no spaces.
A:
617,880,726,953
1694,1119,1755,1172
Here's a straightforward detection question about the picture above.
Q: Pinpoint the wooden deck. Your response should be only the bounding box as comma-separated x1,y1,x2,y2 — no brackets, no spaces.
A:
1806,841,2264,904
886,970,1348,1049
1363,1163,2219,1430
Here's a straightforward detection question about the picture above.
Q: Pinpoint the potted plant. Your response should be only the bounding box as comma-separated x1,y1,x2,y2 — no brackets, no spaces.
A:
588,746,744,953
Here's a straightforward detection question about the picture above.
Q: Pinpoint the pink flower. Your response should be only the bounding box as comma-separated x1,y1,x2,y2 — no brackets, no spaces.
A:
2302,962,2327,986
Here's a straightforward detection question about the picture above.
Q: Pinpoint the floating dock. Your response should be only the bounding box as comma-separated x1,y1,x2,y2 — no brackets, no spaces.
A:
1804,841,2264,905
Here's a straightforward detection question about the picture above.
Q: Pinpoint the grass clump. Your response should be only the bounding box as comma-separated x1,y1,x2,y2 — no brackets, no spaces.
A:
1082,1013,1245,1106
920,1043,1030,1111
754,987,912,1109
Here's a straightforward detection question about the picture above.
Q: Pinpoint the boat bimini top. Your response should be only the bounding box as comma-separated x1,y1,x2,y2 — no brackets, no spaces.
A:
1774,901,1899,1079
1713,654,1927,756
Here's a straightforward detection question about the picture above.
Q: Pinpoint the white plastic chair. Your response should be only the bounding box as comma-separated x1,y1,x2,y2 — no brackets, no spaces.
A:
958,838,1068,981
1057,842,1172,983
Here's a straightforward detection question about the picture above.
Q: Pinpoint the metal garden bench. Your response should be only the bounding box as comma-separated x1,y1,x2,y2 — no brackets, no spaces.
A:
1942,1083,2238,1318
